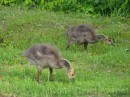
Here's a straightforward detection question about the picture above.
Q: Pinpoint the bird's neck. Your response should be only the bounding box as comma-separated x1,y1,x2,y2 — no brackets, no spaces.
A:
63,60,72,70
96,34,106,41
58,59,72,70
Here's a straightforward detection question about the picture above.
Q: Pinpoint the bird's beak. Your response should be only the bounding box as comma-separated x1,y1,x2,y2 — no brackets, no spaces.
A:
70,78,75,82
110,42,115,46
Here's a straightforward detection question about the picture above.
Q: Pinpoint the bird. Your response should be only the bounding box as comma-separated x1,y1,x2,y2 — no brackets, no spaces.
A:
23,44,75,82
65,24,114,49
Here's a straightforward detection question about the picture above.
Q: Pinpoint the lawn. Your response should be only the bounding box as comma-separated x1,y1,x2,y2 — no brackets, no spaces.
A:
0,6,130,97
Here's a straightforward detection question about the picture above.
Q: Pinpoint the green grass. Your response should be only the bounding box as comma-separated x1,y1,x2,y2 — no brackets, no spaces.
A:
0,6,130,97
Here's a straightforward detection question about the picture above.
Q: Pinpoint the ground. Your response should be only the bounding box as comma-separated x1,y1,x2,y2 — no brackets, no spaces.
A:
0,6,130,97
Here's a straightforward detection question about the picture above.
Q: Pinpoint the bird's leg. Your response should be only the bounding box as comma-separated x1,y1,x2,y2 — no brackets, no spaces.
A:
84,42,88,49
37,68,42,82
66,39,75,49
49,67,54,81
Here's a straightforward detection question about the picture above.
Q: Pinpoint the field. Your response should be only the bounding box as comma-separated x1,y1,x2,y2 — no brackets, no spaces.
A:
0,6,130,97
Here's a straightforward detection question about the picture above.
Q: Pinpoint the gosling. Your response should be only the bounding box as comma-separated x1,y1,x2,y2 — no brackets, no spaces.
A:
23,44,75,82
65,24,114,49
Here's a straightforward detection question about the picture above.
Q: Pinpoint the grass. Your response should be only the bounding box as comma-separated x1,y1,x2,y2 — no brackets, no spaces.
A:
0,6,130,97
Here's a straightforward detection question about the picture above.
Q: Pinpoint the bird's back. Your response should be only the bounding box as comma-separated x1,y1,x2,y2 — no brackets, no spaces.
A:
66,24,97,43
24,44,62,61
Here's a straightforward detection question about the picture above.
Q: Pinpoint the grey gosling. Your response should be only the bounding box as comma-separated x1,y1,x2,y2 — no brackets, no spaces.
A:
24,44,75,82
65,24,114,49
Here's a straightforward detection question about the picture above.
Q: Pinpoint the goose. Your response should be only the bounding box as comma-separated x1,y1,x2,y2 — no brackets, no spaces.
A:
65,24,114,49
23,44,75,82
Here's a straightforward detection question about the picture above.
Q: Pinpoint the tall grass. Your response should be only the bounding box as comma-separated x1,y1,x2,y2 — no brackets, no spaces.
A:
0,0,130,16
